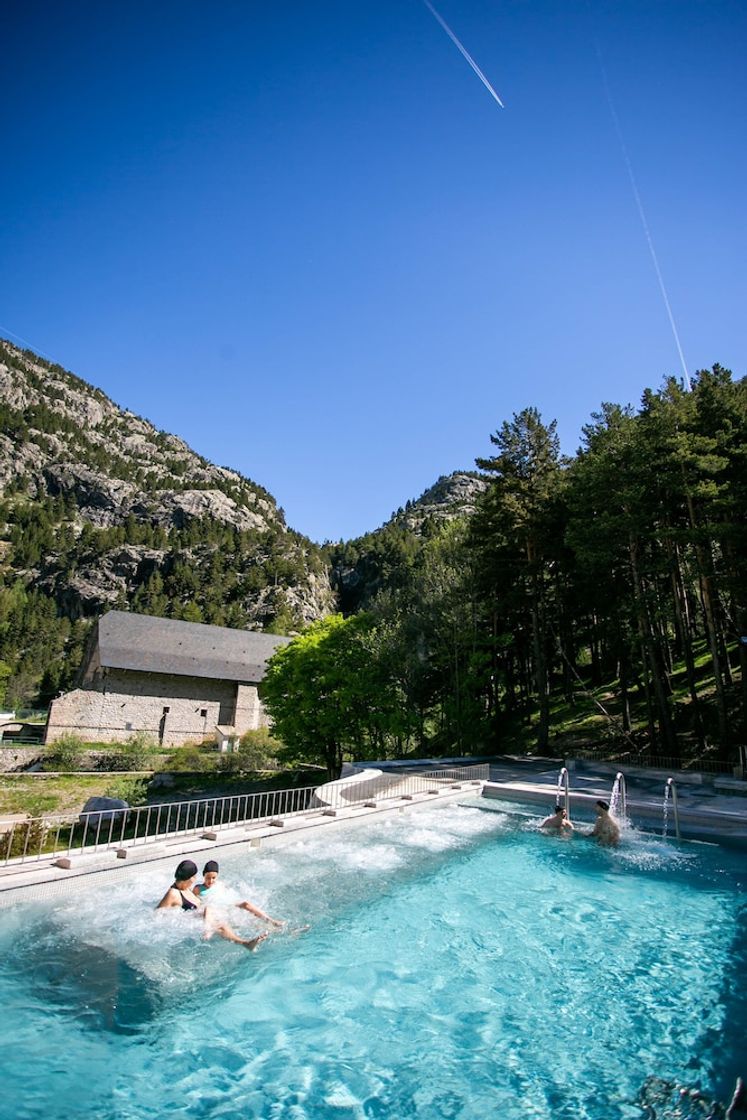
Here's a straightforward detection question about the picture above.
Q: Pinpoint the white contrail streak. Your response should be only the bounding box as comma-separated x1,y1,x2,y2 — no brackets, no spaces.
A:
422,0,505,109
0,324,58,365
595,43,690,390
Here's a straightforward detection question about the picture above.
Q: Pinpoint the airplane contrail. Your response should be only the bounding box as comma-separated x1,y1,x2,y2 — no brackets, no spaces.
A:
422,0,505,109
594,39,690,390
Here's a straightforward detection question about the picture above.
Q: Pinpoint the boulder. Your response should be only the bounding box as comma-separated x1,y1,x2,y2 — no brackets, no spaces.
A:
79,796,130,830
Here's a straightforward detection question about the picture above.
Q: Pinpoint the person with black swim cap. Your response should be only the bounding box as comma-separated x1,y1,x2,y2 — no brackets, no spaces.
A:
156,859,268,950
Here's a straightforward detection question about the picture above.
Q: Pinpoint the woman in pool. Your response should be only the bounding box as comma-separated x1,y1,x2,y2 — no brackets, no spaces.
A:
194,860,285,928
156,859,268,950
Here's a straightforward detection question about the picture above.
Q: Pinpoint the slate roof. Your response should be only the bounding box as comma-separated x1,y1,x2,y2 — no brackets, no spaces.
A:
95,611,291,683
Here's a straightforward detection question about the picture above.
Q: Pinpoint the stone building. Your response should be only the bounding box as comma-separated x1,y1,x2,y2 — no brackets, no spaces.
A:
45,611,291,746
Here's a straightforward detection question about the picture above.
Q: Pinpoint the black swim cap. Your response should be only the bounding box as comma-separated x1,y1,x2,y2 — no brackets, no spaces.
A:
203,860,219,874
596,800,610,811
175,859,198,881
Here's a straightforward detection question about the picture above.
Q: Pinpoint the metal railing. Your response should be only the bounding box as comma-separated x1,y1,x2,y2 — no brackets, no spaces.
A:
0,764,489,867
571,748,735,775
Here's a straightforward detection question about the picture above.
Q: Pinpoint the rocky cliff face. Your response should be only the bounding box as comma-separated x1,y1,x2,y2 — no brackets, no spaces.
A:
330,471,489,613
392,472,489,531
0,343,281,531
0,338,490,707
0,340,334,629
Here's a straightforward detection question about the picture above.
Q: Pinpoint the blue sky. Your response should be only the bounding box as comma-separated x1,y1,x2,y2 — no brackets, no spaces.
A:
2,1,745,542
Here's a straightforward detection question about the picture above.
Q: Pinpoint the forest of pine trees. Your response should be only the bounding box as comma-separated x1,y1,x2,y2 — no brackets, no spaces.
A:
0,501,327,708
0,356,744,768
271,366,746,769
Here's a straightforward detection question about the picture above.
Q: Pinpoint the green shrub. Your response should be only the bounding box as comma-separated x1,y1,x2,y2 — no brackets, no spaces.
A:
238,728,282,768
44,733,84,772
107,731,158,771
215,729,282,774
103,776,149,806
162,744,219,773
4,818,49,858
215,750,244,774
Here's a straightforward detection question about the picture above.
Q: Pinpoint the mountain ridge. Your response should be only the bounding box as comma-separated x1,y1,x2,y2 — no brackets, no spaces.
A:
0,339,483,707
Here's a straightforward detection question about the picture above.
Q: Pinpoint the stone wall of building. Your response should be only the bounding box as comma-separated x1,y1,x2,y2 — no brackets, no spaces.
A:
45,668,271,746
235,683,263,733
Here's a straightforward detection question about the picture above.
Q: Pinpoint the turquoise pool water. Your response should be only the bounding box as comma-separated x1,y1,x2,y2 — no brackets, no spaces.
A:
0,799,744,1119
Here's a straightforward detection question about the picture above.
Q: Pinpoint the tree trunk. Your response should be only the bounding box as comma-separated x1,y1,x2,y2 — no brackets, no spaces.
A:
528,546,550,751
618,637,632,733
685,494,729,744
629,535,677,753
670,541,706,750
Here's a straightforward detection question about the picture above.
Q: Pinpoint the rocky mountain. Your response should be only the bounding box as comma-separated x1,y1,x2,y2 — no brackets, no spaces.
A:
329,472,488,614
0,340,338,704
0,340,282,532
0,339,488,707
388,472,488,531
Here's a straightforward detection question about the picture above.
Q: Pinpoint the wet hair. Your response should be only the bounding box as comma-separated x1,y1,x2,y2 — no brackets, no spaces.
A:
554,803,564,813
174,859,198,881
596,800,610,811
203,860,219,875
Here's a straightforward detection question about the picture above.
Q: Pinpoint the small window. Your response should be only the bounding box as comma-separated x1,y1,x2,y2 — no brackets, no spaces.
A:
162,706,170,715
200,709,208,718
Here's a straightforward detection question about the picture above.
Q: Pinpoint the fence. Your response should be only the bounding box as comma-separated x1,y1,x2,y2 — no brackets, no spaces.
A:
0,764,489,867
571,748,737,776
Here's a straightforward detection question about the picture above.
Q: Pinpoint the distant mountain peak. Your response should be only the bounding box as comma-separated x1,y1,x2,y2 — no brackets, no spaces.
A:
0,339,280,530
390,470,488,531
0,339,334,639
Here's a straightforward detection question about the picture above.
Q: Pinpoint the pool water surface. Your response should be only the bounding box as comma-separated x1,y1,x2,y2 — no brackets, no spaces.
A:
0,799,744,1119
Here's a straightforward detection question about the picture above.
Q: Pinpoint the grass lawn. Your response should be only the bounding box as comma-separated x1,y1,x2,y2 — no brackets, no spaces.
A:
0,768,325,818
0,775,129,818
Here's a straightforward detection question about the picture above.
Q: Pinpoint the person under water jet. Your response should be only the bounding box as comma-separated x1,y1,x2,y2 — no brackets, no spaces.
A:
588,800,621,847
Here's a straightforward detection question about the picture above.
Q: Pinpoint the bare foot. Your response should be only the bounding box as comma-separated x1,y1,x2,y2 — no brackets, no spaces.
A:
242,932,268,951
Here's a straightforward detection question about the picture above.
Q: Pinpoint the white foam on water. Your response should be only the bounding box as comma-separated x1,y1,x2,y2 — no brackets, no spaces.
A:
25,800,499,993
378,799,510,853
323,1083,363,1110
43,862,233,989
1,795,743,1120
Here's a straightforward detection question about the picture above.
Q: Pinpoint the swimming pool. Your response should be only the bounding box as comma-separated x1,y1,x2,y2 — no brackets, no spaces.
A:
1,799,744,1119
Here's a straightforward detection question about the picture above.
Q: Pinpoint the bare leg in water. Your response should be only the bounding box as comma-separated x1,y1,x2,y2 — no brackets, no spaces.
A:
202,905,269,951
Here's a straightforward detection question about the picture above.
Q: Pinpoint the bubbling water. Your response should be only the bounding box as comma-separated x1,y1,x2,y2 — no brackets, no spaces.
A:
0,798,743,1120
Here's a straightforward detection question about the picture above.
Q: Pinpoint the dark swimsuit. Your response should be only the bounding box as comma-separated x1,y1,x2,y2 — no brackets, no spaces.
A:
178,889,198,912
